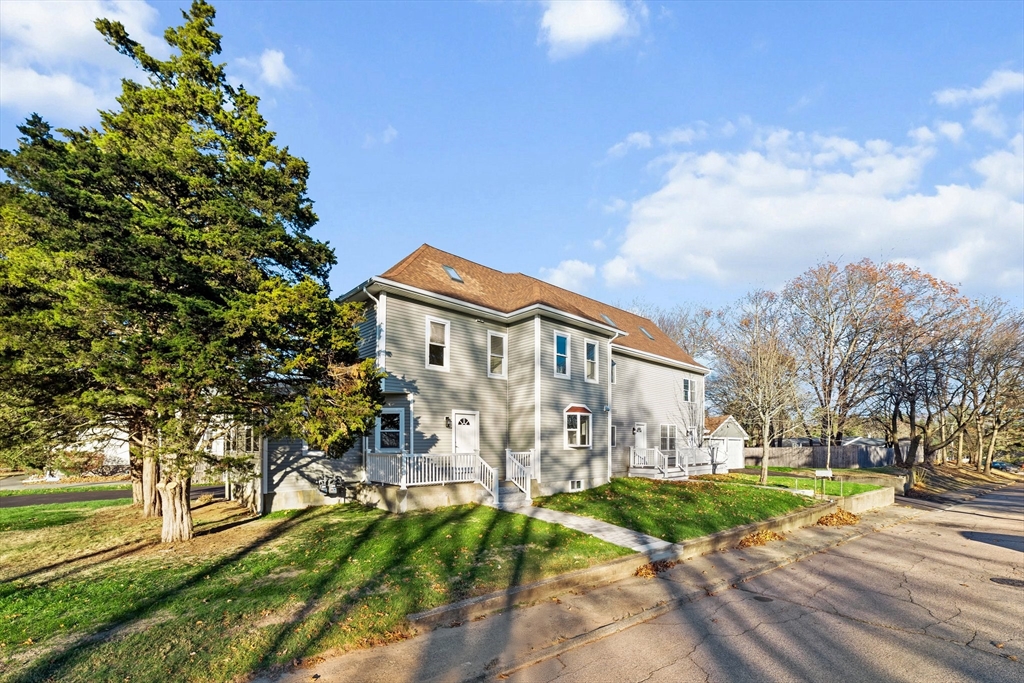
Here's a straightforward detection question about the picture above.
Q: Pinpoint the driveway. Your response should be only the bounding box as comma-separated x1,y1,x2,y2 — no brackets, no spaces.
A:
509,483,1024,683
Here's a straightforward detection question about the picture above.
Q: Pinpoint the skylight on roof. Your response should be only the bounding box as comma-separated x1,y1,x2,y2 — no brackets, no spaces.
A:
600,314,617,328
639,326,655,340
442,265,463,283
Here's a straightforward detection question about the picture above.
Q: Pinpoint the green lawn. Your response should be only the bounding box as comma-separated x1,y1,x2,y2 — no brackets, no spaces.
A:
534,478,817,543
0,499,629,683
0,484,133,497
712,472,882,496
743,465,906,477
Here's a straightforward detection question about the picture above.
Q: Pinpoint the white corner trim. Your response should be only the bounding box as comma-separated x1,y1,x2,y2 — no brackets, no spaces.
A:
534,316,542,482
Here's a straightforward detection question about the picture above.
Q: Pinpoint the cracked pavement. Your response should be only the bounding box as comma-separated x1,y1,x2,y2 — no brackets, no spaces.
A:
507,483,1023,683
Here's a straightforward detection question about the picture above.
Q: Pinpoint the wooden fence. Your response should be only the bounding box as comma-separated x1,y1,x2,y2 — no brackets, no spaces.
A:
743,445,919,469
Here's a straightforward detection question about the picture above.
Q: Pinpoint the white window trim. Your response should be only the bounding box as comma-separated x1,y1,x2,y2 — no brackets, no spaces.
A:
584,338,599,384
660,424,677,452
682,377,693,403
610,359,617,385
563,404,592,449
375,408,405,452
553,331,571,379
487,330,507,379
611,425,617,448
424,316,450,372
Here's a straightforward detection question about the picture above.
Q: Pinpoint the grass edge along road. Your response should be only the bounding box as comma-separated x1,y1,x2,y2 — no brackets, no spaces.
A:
534,477,817,544
0,484,133,498
0,498,630,683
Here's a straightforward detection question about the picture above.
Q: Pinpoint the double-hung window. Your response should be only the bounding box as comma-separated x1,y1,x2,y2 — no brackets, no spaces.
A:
375,409,404,451
487,331,507,379
554,332,570,378
660,424,676,452
584,340,598,383
611,425,617,447
564,405,591,448
425,317,450,370
682,378,692,402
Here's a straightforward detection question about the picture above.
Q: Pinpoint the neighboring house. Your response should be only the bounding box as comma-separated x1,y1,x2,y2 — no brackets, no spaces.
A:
260,245,715,513
704,415,749,471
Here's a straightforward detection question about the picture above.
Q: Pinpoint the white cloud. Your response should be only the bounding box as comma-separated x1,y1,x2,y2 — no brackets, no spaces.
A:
908,126,936,145
540,259,597,292
257,49,294,87
607,131,652,157
600,125,1023,297
659,126,703,145
971,104,1008,138
936,120,965,142
934,69,1024,106
603,197,629,213
363,124,399,148
0,0,164,124
538,0,644,59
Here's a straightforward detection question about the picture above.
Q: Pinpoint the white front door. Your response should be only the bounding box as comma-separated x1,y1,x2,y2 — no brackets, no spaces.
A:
453,411,479,454
634,423,647,450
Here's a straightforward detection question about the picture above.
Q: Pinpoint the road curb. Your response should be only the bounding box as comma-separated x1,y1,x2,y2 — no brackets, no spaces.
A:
409,500,835,629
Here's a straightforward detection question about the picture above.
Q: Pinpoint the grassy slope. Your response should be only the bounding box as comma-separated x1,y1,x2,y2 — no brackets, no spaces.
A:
743,465,906,476
535,478,816,543
0,485,133,498
0,499,629,683
706,473,881,496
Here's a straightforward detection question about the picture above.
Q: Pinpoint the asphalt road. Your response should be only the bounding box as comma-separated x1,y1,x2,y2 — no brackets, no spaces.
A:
0,484,225,508
509,483,1024,683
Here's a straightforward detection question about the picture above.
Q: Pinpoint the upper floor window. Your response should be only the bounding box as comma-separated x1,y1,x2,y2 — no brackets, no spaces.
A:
487,331,507,379
584,340,598,383
660,424,676,452
554,332,570,378
564,405,591,448
611,425,617,447
611,360,617,384
376,409,404,452
682,378,693,402
425,317,450,370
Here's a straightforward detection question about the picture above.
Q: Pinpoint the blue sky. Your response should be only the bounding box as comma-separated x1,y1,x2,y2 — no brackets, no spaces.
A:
2,0,1022,309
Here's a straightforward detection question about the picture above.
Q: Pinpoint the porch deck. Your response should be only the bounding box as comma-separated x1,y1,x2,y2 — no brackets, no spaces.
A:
628,446,726,481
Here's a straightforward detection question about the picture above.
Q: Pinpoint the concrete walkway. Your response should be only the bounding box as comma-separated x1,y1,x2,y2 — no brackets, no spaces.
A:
513,504,675,552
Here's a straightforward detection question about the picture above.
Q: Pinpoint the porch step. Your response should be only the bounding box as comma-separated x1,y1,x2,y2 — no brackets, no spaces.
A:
629,463,720,480
496,482,530,511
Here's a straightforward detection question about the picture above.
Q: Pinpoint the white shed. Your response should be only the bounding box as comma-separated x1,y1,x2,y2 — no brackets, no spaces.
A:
704,416,749,471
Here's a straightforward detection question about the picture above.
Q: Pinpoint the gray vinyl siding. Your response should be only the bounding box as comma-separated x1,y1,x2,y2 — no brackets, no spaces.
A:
382,295,509,472
538,317,612,490
266,436,352,494
610,352,704,476
507,318,536,452
356,303,377,360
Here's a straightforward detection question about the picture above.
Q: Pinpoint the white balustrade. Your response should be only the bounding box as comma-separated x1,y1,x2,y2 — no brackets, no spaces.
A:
365,452,500,505
505,449,533,501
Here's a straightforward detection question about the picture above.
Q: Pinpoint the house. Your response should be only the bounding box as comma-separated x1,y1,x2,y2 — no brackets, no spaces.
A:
703,415,749,471
259,245,715,513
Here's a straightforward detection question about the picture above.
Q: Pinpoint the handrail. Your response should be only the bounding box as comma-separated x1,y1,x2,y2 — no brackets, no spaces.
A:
475,456,498,506
365,452,500,506
505,449,533,502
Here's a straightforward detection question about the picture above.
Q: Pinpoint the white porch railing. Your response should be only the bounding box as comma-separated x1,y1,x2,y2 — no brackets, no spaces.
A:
365,452,499,505
630,447,691,478
630,447,660,469
505,449,533,502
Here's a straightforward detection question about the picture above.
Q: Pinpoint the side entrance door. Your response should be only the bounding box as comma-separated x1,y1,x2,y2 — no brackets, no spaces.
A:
634,423,647,450
453,411,479,455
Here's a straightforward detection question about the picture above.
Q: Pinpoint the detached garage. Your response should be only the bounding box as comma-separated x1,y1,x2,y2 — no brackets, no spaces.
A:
705,415,749,471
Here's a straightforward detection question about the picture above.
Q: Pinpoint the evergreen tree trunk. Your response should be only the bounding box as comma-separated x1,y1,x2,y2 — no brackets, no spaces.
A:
158,473,194,542
129,440,143,506
142,454,161,518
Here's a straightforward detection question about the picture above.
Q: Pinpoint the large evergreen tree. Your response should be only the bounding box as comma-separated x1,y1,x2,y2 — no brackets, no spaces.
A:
0,1,383,541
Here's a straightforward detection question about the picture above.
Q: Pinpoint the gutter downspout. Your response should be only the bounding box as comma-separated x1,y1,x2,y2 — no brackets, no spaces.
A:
607,330,623,482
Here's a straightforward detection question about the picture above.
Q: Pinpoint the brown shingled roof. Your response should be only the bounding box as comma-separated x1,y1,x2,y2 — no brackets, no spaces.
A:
704,415,731,433
378,244,705,370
